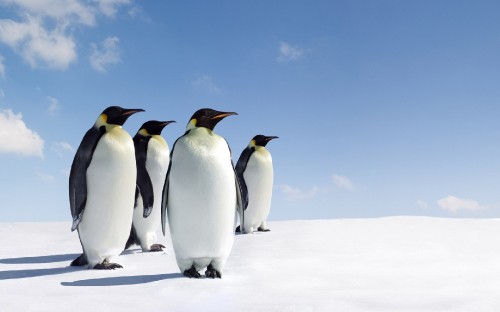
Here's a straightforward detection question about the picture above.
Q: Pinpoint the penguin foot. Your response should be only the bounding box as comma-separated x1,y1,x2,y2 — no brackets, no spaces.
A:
205,264,222,279
183,266,201,278
257,227,270,232
149,244,166,252
235,225,241,233
93,260,123,270
70,253,88,266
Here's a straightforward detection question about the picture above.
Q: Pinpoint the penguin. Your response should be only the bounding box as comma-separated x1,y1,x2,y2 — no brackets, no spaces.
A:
235,135,278,234
161,108,246,279
125,120,175,252
69,106,144,269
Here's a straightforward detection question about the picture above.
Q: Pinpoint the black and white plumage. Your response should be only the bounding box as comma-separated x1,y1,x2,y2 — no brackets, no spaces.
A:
69,106,144,269
235,135,278,234
161,108,245,279
126,120,175,252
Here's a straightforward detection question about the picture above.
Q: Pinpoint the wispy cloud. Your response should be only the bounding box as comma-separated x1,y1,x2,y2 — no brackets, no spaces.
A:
95,0,132,18
51,141,74,156
417,200,429,209
36,171,56,183
47,96,59,115
277,184,322,201
277,41,303,63
0,108,44,157
192,75,221,94
437,195,484,213
89,36,121,72
0,54,5,77
332,174,354,191
0,0,133,71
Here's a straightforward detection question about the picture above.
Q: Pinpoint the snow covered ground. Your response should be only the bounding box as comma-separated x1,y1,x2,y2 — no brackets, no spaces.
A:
1,217,500,312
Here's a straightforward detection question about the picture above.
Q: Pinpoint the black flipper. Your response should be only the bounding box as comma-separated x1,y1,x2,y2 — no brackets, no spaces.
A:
133,134,154,218
161,133,185,236
235,147,252,211
70,253,88,266
69,126,105,231
233,145,251,234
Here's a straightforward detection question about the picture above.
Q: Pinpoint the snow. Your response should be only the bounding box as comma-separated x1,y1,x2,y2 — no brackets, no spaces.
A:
1,217,500,311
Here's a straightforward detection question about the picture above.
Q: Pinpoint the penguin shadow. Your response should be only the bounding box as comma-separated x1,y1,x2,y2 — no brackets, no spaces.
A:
0,253,80,265
0,253,81,281
61,272,182,287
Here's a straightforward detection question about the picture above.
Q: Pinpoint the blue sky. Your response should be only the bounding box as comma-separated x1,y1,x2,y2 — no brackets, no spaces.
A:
0,0,499,222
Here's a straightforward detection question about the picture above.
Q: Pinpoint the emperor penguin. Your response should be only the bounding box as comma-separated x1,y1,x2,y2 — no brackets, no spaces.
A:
69,106,144,269
125,120,175,252
235,135,278,234
161,108,246,278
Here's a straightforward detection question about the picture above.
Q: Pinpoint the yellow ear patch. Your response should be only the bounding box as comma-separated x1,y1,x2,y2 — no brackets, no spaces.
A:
139,128,149,136
95,114,108,127
187,119,197,130
249,139,256,147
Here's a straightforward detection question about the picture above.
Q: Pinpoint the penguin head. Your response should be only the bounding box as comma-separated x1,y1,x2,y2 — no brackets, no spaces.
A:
97,106,144,128
250,135,279,147
138,120,176,136
187,108,237,131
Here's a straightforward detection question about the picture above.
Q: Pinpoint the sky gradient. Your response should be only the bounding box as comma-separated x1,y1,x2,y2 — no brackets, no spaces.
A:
0,0,499,222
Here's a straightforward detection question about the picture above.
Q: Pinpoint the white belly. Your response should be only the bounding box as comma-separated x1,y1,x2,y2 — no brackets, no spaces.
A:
243,148,273,232
78,127,136,266
133,136,170,250
168,129,236,271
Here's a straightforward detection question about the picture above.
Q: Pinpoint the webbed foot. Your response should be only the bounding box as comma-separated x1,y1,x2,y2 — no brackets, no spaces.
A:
93,260,123,270
257,226,270,232
70,253,88,266
205,264,222,279
183,266,201,278
149,244,166,252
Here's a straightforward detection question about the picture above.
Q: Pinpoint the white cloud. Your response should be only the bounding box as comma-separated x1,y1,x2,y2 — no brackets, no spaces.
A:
0,108,44,157
36,171,56,182
332,174,354,191
277,41,303,63
0,15,77,69
94,0,131,17
0,0,96,26
277,184,321,201
417,200,429,209
47,96,59,115
51,141,74,156
89,36,121,72
0,54,5,77
192,75,222,94
0,0,133,71
437,196,483,213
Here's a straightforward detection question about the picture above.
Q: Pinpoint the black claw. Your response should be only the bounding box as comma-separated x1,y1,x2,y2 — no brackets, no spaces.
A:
257,227,270,232
93,260,123,270
149,244,166,252
205,264,222,279
183,266,201,278
235,225,241,233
